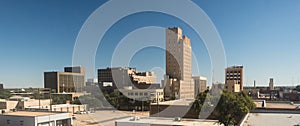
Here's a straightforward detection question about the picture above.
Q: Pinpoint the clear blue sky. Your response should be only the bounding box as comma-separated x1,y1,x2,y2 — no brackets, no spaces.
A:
1,0,300,88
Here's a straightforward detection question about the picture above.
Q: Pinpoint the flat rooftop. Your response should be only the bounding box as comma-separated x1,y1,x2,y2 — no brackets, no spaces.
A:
243,113,300,126
151,99,194,106
116,117,221,126
2,111,59,117
254,101,298,109
26,104,83,109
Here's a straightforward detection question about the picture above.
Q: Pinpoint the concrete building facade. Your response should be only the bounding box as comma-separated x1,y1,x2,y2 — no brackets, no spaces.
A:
193,76,207,97
164,27,194,99
269,78,274,90
225,66,244,91
44,66,85,93
225,80,241,92
118,86,164,103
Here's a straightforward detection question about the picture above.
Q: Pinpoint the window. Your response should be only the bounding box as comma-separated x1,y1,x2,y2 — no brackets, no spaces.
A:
7,120,10,124
135,92,138,96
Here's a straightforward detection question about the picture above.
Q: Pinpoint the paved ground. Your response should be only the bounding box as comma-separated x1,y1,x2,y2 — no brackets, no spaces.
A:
73,110,149,126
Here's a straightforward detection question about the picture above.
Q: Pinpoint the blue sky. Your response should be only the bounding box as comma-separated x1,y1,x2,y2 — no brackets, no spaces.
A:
1,0,300,88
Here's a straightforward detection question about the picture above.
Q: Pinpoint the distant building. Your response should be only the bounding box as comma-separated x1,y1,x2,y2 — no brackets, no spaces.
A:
225,65,244,91
44,66,85,93
225,80,241,92
118,86,164,103
98,67,158,89
86,78,98,86
0,83,3,90
25,104,86,113
269,78,274,90
0,111,72,126
164,27,194,99
193,76,207,97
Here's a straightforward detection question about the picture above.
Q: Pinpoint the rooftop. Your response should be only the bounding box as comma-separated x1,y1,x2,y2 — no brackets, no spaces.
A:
151,99,194,106
116,117,221,126
2,111,58,117
242,113,300,126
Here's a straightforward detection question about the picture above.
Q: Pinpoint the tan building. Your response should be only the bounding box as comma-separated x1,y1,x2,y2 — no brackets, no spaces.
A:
44,66,85,93
269,78,274,90
225,65,244,91
164,27,194,99
0,111,72,126
0,98,50,112
25,104,86,114
225,80,241,92
193,76,207,97
98,67,157,89
119,86,164,103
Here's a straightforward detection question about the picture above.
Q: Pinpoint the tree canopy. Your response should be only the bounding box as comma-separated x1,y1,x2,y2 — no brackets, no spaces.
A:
192,91,256,126
294,85,300,92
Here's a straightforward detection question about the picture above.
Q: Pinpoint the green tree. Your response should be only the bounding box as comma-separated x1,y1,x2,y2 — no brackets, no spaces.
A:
192,91,256,126
0,90,12,99
215,91,256,126
52,95,72,104
295,85,300,92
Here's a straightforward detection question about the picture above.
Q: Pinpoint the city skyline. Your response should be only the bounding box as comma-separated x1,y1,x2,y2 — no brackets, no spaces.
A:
1,1,300,88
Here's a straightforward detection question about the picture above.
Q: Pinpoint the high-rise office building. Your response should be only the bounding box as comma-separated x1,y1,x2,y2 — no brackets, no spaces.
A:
164,27,194,99
44,66,85,93
225,65,244,91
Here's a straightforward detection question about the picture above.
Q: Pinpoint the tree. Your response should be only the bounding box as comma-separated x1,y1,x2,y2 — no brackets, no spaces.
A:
214,91,256,126
295,85,300,92
52,95,72,104
0,90,12,99
192,91,256,126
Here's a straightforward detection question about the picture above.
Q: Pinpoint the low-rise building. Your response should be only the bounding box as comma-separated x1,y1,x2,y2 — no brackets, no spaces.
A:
0,98,50,112
118,86,164,103
0,111,72,126
25,104,86,114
